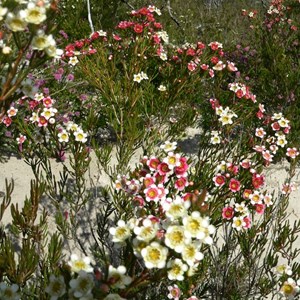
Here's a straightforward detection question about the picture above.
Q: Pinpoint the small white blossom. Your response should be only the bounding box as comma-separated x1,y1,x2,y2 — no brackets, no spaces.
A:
108,265,132,289
69,270,94,299
68,254,93,273
45,275,66,300
141,241,168,269
0,282,20,300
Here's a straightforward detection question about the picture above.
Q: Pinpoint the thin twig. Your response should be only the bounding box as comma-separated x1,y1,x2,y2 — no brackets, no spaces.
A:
121,0,135,10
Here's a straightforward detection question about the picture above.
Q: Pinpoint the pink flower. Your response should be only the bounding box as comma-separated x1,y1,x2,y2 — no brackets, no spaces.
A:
243,216,252,229
229,178,241,192
240,159,251,169
16,134,26,144
227,61,238,72
188,61,197,72
2,116,12,127
38,116,48,127
262,150,273,162
144,184,161,202
222,206,234,220
286,147,299,159
43,96,54,108
167,285,181,300
143,175,155,187
213,174,226,187
7,107,18,117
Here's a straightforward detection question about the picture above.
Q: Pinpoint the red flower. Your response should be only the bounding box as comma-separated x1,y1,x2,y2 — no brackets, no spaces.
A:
134,23,144,34
211,56,219,64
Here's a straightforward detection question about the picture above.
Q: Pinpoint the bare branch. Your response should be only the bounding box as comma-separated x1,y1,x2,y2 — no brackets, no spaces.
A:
87,0,95,33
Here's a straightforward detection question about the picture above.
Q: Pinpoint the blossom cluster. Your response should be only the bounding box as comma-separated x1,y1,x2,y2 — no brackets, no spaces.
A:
112,142,215,280
273,263,300,299
0,1,61,57
1,92,88,155
213,159,273,231
253,112,299,164
210,79,297,166
45,254,133,299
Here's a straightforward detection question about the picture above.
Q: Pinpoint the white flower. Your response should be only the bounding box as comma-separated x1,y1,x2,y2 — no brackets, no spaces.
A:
141,241,168,269
163,152,181,169
0,282,20,300
276,136,287,148
213,61,226,71
69,270,94,299
109,220,132,243
278,117,289,128
45,46,63,58
30,112,39,123
232,216,246,231
158,84,167,92
0,6,8,21
5,11,28,32
218,108,237,125
181,242,204,266
2,46,12,54
140,71,148,80
272,112,283,120
165,196,190,221
234,202,249,216
160,52,168,61
157,31,169,43
134,218,158,242
167,258,188,281
182,211,209,240
67,121,80,132
69,56,79,66
58,130,69,143
32,30,55,51
274,264,293,276
68,254,93,273
41,107,57,120
108,265,132,289
24,2,46,24
45,275,66,300
21,78,39,98
133,73,143,83
210,131,221,144
160,141,177,152
249,191,263,205
280,278,300,299
74,129,88,143
165,225,189,253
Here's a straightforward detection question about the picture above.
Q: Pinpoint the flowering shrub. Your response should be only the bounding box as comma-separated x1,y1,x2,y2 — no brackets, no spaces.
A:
0,3,299,300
